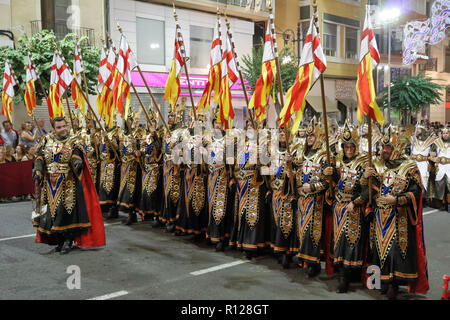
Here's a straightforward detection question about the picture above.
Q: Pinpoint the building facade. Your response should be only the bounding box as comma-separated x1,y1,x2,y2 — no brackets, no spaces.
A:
108,0,270,128
0,0,106,130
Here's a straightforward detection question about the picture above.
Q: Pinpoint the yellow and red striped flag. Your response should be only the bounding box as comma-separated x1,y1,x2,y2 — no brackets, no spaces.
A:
279,14,326,134
112,33,137,119
1,60,17,122
196,16,222,112
71,39,85,114
248,15,276,124
164,24,185,111
356,9,384,126
24,52,38,117
48,50,74,119
217,29,238,129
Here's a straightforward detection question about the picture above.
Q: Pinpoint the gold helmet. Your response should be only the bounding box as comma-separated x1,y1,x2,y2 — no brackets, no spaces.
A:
305,116,320,136
339,119,360,153
170,97,187,124
381,125,408,160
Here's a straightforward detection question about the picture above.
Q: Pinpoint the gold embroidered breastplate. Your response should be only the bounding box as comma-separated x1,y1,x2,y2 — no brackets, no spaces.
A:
295,149,326,196
41,135,78,217
335,154,367,202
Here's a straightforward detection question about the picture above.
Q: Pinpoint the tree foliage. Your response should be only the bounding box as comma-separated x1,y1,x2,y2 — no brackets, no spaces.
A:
241,40,298,110
377,72,444,112
0,30,100,104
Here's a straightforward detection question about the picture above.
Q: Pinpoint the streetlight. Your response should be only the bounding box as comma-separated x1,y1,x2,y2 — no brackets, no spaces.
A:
379,7,400,124
281,22,303,63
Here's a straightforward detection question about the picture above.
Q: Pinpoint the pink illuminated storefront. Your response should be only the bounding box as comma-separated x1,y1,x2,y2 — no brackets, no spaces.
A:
130,71,251,128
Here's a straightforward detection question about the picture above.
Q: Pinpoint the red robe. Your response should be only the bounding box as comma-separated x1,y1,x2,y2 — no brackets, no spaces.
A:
36,154,106,249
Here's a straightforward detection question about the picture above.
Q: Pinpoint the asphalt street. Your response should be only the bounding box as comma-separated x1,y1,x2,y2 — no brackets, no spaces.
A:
0,200,449,300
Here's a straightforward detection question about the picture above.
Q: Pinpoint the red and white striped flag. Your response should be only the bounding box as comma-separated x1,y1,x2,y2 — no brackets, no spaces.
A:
279,14,327,134
24,52,38,117
112,34,137,119
196,16,222,111
71,40,85,114
1,60,17,122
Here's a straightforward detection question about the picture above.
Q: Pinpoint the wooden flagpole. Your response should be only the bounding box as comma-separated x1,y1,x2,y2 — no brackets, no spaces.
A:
116,23,171,135
8,63,44,137
224,14,257,130
174,4,197,121
106,35,153,126
268,2,295,192
312,1,331,166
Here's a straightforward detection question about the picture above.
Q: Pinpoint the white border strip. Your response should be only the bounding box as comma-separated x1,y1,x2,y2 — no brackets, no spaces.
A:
190,260,249,276
87,290,129,300
0,234,35,242
423,209,440,216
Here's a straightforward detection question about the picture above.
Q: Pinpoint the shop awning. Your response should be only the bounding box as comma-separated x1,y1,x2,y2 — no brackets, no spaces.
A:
306,96,339,113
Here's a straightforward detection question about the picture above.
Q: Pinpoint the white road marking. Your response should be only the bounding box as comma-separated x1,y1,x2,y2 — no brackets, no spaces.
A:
87,290,129,300
0,234,35,242
423,209,440,216
190,260,249,276
0,221,123,243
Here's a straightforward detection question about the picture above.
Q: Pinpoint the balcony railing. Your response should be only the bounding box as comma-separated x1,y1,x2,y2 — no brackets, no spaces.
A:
419,58,438,72
208,0,270,11
30,20,95,46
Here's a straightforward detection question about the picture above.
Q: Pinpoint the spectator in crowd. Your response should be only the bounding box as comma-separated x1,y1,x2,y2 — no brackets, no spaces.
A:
19,121,38,148
14,145,26,161
22,146,36,161
0,146,6,164
4,146,16,162
33,118,47,138
1,120,18,147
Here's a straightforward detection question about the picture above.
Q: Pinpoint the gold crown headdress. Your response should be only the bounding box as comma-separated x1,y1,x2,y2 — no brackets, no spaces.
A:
381,125,408,160
339,119,359,151
305,116,320,136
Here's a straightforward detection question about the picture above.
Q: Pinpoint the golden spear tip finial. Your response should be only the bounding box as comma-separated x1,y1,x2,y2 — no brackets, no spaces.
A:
117,22,123,33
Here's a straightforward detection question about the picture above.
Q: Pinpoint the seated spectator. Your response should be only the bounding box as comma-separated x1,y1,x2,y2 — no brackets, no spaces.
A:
4,146,16,162
14,145,26,161
0,146,6,164
19,122,38,148
22,146,36,162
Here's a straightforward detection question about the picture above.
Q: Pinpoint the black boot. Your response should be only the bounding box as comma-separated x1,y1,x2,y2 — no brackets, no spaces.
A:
106,206,119,219
336,267,349,293
215,241,224,252
306,263,321,278
380,282,389,295
124,212,137,225
192,233,203,243
60,232,73,255
281,254,290,269
152,218,163,228
174,229,186,236
386,283,399,300
245,251,254,260
166,223,176,233
55,234,64,253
